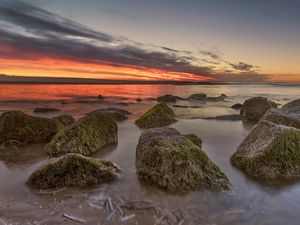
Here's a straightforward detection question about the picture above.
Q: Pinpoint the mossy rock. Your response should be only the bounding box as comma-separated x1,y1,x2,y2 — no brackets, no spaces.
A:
46,114,118,157
262,108,300,129
52,115,76,126
187,93,207,101
240,97,277,123
231,121,300,182
87,108,128,122
27,153,120,189
135,103,176,129
0,111,63,145
231,103,243,110
136,127,230,192
282,99,300,112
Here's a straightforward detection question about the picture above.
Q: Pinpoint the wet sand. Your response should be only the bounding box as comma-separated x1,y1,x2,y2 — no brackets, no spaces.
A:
0,84,300,224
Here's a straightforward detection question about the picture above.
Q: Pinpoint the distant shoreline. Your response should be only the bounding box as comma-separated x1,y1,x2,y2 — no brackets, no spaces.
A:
0,75,298,85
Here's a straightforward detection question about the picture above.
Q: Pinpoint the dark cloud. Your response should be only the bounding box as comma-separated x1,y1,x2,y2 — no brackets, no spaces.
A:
229,62,254,71
0,0,267,82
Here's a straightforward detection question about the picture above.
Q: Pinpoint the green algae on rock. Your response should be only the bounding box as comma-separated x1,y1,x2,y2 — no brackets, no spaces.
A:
46,113,118,157
136,127,230,193
0,110,63,145
52,115,76,126
230,121,300,182
27,153,120,189
135,103,176,129
240,97,277,123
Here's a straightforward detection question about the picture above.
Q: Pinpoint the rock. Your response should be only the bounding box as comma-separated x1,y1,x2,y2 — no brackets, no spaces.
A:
135,103,176,129
46,113,118,157
107,107,132,115
204,114,241,121
27,153,120,189
183,133,202,147
136,98,143,102
87,108,128,122
231,103,243,110
187,93,207,101
0,111,63,145
98,95,105,100
230,121,300,182
220,94,228,98
173,105,189,108
136,127,229,192
262,108,300,129
157,95,182,103
52,115,76,126
33,108,60,113
240,97,277,123
206,96,226,102
269,101,278,108
282,99,300,116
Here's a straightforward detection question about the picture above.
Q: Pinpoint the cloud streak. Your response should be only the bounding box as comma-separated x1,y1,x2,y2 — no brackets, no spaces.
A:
0,0,267,82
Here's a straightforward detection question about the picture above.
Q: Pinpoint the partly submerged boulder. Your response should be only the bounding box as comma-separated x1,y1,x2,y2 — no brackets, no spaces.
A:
187,93,207,101
231,121,300,182
135,103,176,129
0,111,63,145
204,114,241,121
157,95,182,103
231,103,243,110
52,115,76,126
136,127,230,192
46,113,118,157
87,108,128,122
240,97,277,123
27,153,120,189
107,107,132,115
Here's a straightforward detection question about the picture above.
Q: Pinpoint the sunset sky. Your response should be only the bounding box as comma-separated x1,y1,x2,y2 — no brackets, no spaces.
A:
0,0,299,83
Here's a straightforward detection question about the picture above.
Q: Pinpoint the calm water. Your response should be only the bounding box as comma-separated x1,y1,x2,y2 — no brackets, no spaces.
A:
0,84,299,225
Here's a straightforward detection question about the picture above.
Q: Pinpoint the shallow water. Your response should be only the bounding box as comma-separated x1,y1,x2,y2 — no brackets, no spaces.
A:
0,84,299,225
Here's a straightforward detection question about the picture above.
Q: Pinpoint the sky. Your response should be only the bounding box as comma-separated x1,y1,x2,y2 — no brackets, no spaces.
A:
0,0,299,83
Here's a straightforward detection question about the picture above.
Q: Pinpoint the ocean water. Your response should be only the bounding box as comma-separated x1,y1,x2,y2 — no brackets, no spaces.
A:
0,84,299,225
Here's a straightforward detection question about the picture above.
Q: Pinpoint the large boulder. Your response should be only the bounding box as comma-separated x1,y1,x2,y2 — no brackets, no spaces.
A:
231,121,300,182
45,114,118,157
135,103,176,129
187,93,207,101
136,127,230,192
240,97,277,123
157,95,182,103
52,115,76,126
27,153,120,189
262,108,300,129
282,99,300,117
0,111,63,145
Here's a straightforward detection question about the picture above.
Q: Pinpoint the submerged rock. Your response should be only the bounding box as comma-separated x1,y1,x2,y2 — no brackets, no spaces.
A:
204,114,241,121
231,103,243,110
136,127,230,192
157,95,182,103
27,153,120,189
98,95,105,100
135,103,176,129
46,113,118,157
52,115,76,126
187,93,207,101
231,121,300,182
0,111,63,145
240,97,277,123
136,98,143,102
107,107,132,115
87,108,128,121
33,108,60,113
